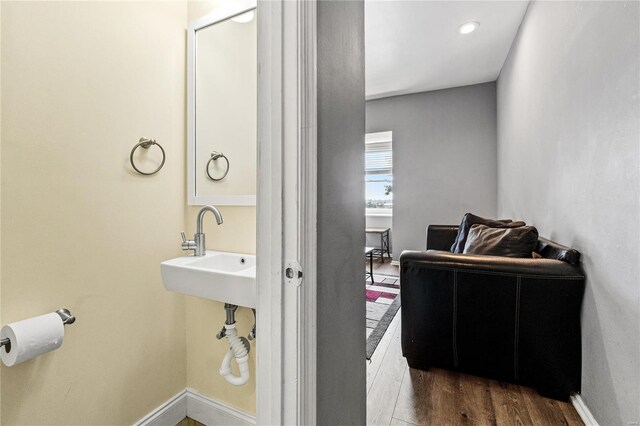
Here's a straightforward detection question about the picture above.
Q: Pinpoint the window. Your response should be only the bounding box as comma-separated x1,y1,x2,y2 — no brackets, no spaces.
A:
365,131,392,216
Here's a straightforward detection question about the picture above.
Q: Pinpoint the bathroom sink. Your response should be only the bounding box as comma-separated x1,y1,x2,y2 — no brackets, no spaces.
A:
161,251,256,308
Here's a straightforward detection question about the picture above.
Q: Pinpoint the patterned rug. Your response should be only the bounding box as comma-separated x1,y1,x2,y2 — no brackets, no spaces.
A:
366,274,401,359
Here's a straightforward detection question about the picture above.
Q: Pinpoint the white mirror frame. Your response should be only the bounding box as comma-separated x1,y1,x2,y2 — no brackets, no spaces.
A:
187,0,258,206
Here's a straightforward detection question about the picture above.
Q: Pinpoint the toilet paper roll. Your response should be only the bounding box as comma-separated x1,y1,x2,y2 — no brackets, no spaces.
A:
1,312,65,367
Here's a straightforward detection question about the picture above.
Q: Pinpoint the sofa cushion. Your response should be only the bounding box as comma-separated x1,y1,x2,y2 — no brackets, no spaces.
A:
450,212,525,253
463,224,539,258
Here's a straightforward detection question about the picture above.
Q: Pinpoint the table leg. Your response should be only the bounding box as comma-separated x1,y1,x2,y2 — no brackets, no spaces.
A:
380,233,384,263
385,230,391,261
369,252,374,283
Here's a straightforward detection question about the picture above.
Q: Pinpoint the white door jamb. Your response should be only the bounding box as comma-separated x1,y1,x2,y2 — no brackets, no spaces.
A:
256,1,317,424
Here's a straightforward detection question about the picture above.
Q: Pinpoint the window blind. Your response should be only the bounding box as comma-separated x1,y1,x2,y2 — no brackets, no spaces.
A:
365,141,392,175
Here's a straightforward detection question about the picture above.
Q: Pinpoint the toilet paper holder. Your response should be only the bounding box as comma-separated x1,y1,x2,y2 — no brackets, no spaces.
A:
0,309,75,353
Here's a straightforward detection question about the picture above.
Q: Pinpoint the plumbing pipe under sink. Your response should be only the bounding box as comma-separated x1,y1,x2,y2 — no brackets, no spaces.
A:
217,303,252,386
219,323,250,386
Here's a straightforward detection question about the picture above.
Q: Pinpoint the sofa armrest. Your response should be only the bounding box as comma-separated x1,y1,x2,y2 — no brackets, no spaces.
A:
426,225,459,251
401,250,584,278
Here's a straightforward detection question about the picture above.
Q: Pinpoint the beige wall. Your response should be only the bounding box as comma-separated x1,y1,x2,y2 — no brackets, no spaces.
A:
185,1,257,415
184,206,256,414
0,2,188,424
188,0,229,23
0,1,257,423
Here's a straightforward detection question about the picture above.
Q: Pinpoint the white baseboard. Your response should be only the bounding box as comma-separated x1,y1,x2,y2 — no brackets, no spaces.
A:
136,387,595,426
391,260,399,266
134,388,255,426
135,390,187,426
186,388,255,426
571,394,599,426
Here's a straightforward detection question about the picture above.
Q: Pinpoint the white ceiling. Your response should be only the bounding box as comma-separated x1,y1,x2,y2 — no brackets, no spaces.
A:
365,1,529,100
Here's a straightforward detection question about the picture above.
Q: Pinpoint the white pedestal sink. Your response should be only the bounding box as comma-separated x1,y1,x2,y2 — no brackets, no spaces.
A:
161,251,256,308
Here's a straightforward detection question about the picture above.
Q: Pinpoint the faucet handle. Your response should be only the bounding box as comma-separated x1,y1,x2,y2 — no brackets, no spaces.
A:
181,231,196,252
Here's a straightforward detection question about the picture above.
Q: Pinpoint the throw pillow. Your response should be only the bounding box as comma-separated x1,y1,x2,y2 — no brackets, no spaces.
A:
463,224,539,258
450,212,525,253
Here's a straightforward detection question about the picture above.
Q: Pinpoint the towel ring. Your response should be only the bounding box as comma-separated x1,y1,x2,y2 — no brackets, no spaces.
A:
130,138,165,175
206,152,230,181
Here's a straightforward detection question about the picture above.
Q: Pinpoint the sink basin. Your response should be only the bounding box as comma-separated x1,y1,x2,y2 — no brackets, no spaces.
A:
161,251,256,308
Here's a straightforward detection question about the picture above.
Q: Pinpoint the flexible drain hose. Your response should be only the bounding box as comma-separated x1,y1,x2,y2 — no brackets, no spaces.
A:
219,323,250,386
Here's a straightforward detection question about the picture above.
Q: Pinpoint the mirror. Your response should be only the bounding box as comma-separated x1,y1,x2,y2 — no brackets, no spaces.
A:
187,3,257,206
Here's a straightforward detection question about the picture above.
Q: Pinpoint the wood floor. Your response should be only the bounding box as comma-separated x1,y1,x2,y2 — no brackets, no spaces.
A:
176,417,204,426
373,258,400,276
367,309,584,426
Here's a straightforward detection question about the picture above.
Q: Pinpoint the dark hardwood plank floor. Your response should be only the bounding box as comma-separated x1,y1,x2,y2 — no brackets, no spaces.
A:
367,309,583,426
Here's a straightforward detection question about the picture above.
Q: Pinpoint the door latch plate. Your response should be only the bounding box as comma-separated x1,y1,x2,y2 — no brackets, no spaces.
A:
285,261,303,286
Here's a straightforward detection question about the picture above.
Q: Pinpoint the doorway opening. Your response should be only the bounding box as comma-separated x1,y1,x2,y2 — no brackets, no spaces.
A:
363,1,584,424
365,131,398,360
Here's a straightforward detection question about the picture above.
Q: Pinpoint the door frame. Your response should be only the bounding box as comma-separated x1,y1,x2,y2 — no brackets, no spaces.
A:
256,0,317,424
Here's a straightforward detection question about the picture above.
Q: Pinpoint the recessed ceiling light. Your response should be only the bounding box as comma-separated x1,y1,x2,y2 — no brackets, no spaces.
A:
458,21,480,35
231,10,255,24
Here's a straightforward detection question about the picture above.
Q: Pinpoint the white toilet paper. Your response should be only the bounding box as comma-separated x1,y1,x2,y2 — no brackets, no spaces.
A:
0,312,65,367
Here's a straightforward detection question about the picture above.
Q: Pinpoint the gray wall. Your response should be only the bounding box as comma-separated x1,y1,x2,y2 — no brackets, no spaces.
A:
366,83,497,259
317,0,366,424
497,2,639,424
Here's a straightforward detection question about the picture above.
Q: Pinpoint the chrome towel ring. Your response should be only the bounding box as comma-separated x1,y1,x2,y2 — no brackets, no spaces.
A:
130,137,165,175
206,151,230,181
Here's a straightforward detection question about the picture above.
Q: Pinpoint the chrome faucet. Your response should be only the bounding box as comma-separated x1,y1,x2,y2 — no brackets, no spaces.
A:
181,205,224,256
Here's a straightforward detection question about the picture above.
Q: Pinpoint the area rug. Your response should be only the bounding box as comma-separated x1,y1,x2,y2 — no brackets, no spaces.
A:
366,275,401,359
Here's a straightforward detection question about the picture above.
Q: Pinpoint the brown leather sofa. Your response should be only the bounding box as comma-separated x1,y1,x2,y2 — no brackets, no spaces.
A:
400,225,585,401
